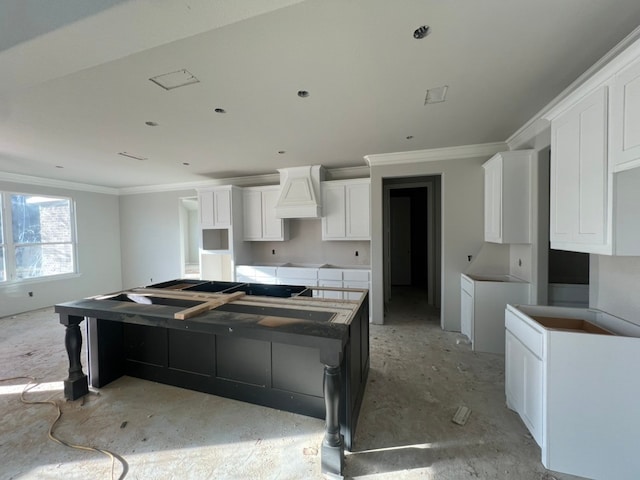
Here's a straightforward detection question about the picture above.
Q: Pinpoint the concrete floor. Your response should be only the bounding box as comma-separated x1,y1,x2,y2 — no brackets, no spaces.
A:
0,287,585,480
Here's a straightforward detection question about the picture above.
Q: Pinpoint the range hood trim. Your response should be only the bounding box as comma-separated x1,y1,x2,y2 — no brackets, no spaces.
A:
274,165,325,219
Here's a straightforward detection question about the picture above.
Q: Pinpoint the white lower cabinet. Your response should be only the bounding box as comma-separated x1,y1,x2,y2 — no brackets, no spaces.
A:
460,274,529,354
505,304,640,480
505,329,543,445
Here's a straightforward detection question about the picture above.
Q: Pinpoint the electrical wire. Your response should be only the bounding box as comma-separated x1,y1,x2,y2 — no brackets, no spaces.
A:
0,376,128,480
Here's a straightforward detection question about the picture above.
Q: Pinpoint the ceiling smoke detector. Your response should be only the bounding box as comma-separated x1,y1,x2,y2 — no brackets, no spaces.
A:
149,69,200,90
425,85,448,104
413,25,431,39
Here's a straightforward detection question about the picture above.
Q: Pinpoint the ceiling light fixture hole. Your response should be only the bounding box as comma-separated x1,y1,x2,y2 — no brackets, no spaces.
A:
406,135,414,139
214,108,226,113
145,121,159,127
413,25,430,39
297,90,309,98
278,151,286,154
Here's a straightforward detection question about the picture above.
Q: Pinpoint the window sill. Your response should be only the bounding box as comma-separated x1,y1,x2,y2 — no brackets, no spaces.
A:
0,272,82,288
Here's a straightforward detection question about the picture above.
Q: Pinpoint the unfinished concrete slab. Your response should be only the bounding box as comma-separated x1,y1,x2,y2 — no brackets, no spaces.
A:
0,288,585,479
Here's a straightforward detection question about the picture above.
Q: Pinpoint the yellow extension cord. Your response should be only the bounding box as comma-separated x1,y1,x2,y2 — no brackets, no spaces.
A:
0,376,127,480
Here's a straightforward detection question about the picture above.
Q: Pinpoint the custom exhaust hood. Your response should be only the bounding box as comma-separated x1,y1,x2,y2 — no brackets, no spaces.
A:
274,165,325,219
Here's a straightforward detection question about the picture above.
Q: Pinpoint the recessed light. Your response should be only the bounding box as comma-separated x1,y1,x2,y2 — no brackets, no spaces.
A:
406,136,414,140
278,151,286,154
413,25,431,39
118,152,148,161
214,108,226,113
297,90,309,98
425,85,448,104
183,162,190,166
149,69,200,90
55,165,64,168
145,121,159,127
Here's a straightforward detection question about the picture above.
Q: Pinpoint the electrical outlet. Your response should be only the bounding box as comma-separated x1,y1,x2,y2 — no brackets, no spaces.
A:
355,251,359,256
28,291,33,297
518,259,522,267
272,249,276,255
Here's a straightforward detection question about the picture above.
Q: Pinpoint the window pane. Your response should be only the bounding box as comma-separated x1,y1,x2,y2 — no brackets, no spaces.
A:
0,247,5,282
12,195,72,244
15,244,74,279
0,196,3,244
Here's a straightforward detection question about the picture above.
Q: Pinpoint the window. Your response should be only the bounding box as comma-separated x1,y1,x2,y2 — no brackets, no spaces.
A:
0,192,77,282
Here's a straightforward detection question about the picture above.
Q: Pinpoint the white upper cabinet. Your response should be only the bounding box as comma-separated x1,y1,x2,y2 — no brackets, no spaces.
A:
199,186,232,229
482,151,532,244
242,186,289,241
544,37,640,255
550,87,608,251
611,55,640,172
322,179,370,241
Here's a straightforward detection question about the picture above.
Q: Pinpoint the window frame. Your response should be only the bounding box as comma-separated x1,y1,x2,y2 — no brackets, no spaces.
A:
0,191,79,284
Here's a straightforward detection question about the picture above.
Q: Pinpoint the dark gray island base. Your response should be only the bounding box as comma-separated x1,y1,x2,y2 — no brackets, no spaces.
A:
55,280,369,477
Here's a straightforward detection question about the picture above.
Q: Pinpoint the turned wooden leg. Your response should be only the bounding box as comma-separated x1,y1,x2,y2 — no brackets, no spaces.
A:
321,364,344,477
60,314,89,400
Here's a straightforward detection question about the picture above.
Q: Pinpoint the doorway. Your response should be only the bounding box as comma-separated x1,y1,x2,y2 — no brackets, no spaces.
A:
179,196,200,279
383,176,442,315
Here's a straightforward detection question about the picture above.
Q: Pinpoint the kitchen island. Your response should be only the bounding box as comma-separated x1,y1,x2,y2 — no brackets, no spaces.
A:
55,280,370,477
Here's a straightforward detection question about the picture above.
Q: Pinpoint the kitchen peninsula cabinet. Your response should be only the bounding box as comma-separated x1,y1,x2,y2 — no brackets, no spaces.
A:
322,179,370,241
505,304,640,480
482,151,532,244
242,186,289,241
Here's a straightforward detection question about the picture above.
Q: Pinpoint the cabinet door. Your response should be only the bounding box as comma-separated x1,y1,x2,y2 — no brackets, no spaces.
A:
243,190,263,240
505,330,525,414
212,189,232,228
484,157,502,243
345,182,370,239
262,188,284,240
199,191,215,229
550,87,607,251
460,287,473,340
522,348,543,446
322,184,346,239
612,57,640,172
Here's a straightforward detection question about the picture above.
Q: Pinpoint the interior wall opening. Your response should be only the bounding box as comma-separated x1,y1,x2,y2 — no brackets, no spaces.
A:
179,196,200,279
383,176,442,320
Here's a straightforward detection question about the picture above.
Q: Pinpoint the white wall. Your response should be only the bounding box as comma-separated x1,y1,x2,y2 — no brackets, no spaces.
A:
590,255,640,326
370,156,487,330
248,218,370,267
0,181,122,317
119,189,196,288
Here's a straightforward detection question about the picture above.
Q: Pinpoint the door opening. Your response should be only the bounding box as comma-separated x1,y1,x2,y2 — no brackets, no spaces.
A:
383,176,442,316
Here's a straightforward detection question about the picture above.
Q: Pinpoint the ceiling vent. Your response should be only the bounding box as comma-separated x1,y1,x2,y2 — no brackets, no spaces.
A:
274,165,325,219
425,85,448,104
149,69,200,90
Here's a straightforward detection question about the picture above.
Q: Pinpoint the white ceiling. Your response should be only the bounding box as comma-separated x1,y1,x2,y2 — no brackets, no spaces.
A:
2,0,640,189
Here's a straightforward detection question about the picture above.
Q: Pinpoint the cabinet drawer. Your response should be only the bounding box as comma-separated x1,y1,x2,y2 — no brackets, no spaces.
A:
506,308,544,359
277,267,318,280
343,270,370,282
318,268,343,281
278,277,317,287
253,266,278,279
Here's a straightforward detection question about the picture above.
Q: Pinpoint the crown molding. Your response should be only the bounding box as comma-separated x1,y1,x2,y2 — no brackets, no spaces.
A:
364,142,506,167
0,171,119,195
507,24,640,149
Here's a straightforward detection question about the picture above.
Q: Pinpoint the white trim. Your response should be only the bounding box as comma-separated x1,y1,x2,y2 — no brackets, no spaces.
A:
0,171,118,195
507,24,640,148
364,142,506,166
